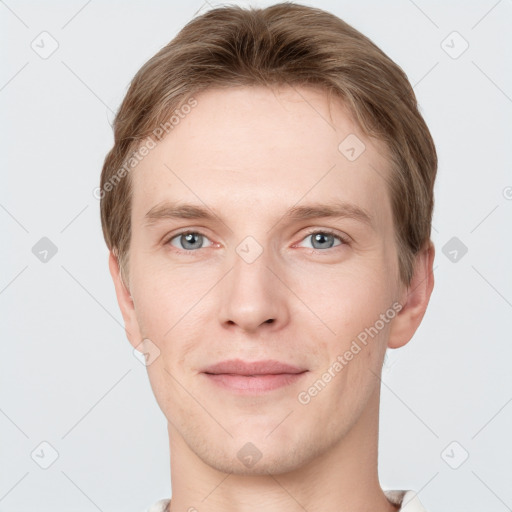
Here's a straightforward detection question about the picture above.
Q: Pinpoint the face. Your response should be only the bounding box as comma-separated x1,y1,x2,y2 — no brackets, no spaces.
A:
111,85,426,476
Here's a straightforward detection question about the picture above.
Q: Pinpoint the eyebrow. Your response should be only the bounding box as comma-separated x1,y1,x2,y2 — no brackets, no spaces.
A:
144,200,373,229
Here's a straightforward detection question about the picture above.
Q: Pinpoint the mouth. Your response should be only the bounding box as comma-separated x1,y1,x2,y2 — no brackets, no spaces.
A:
201,359,308,393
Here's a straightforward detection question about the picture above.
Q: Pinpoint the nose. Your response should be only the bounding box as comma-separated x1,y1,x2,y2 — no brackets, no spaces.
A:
217,245,290,334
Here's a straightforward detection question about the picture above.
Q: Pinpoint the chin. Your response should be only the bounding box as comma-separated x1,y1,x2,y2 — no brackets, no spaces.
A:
203,449,306,476
191,433,324,476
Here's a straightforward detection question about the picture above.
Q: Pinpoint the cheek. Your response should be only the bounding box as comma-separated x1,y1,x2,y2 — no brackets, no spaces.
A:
130,254,215,337
293,262,397,344
130,263,217,391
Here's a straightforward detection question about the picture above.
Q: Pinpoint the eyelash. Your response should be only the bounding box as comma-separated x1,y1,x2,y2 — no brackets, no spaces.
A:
164,228,349,254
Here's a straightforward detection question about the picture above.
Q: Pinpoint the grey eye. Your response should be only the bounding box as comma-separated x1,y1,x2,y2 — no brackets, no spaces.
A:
300,232,343,250
169,232,212,251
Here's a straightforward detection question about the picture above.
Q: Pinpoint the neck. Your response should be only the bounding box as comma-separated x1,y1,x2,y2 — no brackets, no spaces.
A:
166,387,399,512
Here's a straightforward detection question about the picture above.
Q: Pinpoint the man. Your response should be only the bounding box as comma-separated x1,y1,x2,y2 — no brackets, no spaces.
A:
100,3,436,511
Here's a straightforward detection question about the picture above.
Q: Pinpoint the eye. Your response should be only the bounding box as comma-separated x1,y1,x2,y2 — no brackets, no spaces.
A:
297,230,347,250
167,231,213,251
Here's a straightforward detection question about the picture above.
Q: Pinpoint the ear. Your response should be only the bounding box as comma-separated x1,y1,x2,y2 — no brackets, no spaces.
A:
388,241,435,349
108,251,143,349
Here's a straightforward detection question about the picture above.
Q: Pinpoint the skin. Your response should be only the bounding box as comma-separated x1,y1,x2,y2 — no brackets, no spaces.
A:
109,85,434,512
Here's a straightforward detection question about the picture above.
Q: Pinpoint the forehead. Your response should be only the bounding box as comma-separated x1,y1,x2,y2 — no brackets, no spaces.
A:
131,85,392,227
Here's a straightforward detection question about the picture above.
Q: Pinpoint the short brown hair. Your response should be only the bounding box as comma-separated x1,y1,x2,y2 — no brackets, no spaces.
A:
100,2,437,286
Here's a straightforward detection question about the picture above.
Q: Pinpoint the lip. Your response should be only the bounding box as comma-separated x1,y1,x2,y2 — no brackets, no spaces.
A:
201,359,308,393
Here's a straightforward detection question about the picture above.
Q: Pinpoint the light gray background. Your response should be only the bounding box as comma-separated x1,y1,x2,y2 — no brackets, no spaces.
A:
1,0,511,510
